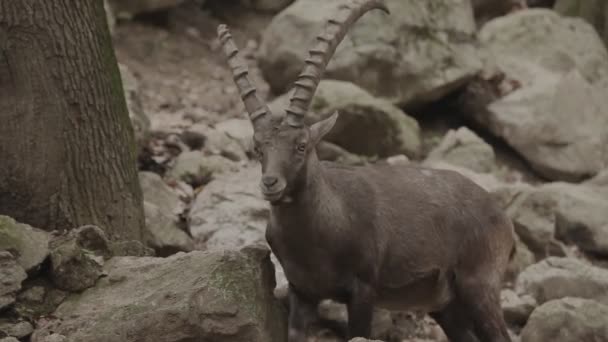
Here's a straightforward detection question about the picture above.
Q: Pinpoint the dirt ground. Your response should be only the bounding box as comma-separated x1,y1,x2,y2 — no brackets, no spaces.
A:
112,1,272,133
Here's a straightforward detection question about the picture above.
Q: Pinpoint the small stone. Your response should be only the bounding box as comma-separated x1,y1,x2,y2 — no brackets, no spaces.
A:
74,226,110,258
167,151,238,187
501,289,537,326
49,231,105,292
0,337,20,342
18,286,45,303
31,333,67,342
187,123,248,162
215,118,254,155
0,320,34,338
14,280,68,320
0,251,27,310
386,154,410,165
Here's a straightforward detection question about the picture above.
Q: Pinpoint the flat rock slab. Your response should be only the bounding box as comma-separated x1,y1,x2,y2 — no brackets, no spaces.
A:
31,246,286,342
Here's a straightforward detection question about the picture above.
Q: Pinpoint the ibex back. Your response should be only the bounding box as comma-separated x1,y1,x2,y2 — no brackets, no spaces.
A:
218,1,515,341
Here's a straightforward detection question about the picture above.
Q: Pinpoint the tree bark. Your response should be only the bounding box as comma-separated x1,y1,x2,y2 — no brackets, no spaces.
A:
0,0,145,241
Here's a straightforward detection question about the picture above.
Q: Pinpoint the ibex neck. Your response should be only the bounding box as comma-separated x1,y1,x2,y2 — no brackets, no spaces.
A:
301,150,328,201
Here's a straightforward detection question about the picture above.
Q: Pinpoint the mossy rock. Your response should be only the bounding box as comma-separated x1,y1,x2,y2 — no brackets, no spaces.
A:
31,245,287,342
0,216,50,272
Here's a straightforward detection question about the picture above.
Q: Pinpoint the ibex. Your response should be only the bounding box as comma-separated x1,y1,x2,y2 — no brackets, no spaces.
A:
218,1,515,341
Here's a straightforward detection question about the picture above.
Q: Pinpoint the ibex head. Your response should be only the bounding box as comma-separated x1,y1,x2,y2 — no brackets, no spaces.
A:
218,0,389,204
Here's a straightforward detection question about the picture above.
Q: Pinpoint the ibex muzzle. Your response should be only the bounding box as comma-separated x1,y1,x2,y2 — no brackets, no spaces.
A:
219,1,515,341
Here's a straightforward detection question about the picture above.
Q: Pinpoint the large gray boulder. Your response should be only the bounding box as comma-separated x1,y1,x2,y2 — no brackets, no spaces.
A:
142,202,194,256
423,127,496,173
465,9,608,181
501,180,608,257
307,80,421,158
521,297,608,342
515,257,608,305
554,183,608,256
189,166,268,251
505,185,559,257
0,216,50,272
258,0,481,107
267,80,421,158
31,246,287,342
503,180,608,258
139,171,185,217
139,172,193,255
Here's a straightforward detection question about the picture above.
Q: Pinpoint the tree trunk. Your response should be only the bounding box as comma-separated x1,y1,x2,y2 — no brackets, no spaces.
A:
0,0,145,241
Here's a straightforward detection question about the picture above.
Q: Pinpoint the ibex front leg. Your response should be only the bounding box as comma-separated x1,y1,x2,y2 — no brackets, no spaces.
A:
347,280,375,339
287,285,319,342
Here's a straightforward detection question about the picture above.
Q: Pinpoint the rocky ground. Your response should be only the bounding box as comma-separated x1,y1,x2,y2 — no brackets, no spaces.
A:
2,0,608,341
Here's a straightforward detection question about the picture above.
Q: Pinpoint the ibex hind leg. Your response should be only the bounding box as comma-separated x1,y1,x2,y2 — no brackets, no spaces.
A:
455,275,511,342
430,299,479,342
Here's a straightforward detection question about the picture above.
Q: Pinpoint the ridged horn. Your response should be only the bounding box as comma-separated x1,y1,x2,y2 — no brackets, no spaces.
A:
285,0,390,127
217,24,271,129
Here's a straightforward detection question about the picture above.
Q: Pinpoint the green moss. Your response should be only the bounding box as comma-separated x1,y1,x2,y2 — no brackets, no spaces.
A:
206,253,266,321
0,216,24,252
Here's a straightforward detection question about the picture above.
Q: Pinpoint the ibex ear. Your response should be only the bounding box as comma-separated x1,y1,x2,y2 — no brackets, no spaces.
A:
310,111,339,146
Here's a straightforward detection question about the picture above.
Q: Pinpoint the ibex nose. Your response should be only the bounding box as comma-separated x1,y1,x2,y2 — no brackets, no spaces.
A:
262,176,278,188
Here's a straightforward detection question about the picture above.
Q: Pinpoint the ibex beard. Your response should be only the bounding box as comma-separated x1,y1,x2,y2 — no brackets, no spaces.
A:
218,1,515,341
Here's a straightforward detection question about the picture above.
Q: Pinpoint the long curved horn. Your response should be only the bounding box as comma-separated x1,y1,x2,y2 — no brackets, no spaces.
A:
285,0,390,127
218,24,271,130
